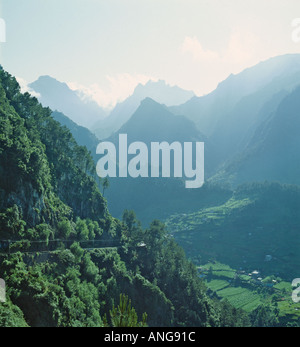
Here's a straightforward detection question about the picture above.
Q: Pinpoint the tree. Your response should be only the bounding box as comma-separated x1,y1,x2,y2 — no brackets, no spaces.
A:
75,218,89,240
102,178,110,197
108,294,147,327
250,304,279,327
57,219,73,239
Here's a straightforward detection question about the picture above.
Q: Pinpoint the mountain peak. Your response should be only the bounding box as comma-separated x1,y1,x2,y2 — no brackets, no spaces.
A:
129,98,168,123
132,79,194,106
140,96,161,106
30,75,70,93
35,75,57,82
93,80,195,139
29,75,107,129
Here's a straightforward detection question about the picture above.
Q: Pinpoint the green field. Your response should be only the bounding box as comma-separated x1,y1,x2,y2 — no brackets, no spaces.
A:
216,287,262,312
201,262,300,320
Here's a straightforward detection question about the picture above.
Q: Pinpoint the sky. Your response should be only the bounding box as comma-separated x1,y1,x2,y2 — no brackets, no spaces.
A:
1,0,300,109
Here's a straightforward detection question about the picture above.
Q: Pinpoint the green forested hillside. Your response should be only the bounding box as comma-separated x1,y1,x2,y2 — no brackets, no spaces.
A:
52,111,99,157
0,68,248,327
166,182,300,280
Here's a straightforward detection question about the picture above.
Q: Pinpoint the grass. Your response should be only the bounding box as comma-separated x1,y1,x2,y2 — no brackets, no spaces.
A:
166,197,253,231
273,281,292,291
216,287,262,312
203,262,264,313
203,262,236,279
206,279,229,292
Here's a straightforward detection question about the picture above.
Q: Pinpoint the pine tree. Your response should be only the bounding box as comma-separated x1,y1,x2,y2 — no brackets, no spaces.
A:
109,294,147,327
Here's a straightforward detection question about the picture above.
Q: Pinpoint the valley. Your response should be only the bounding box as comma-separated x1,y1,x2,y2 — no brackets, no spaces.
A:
2,53,300,327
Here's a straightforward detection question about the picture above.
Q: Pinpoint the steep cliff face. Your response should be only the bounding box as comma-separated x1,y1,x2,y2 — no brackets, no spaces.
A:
0,183,45,227
0,68,107,237
0,79,50,232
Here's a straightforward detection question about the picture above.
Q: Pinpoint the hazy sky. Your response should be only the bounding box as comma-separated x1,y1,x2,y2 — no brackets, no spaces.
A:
1,0,300,108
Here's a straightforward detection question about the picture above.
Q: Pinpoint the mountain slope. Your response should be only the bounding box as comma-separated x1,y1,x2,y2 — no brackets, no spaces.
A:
93,80,195,139
109,97,206,144
49,98,227,225
51,111,99,160
103,98,223,224
170,54,300,165
213,85,300,186
29,76,107,129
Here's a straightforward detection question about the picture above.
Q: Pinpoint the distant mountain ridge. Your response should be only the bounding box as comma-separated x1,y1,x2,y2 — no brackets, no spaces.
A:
92,80,195,139
28,54,300,225
109,97,204,143
30,75,107,129
213,85,300,186
170,54,300,166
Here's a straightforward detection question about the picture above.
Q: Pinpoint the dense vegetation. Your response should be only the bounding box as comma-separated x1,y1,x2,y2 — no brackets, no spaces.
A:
0,68,250,327
167,182,300,279
166,182,300,326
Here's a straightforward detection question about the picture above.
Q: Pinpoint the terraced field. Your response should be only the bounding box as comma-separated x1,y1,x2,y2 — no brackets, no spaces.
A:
201,262,300,319
216,287,262,312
